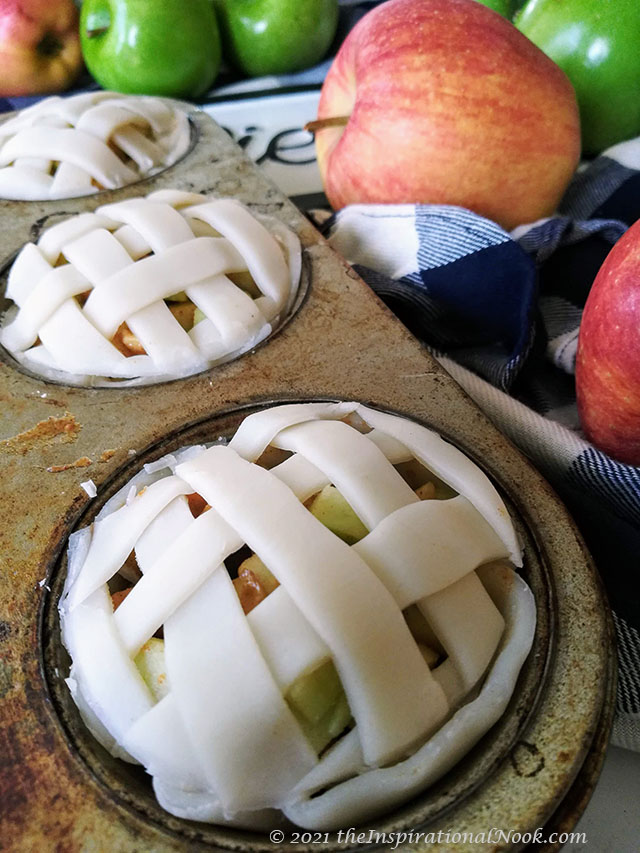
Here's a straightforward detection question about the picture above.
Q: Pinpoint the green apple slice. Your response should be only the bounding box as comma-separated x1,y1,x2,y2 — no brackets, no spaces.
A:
168,301,196,331
418,643,440,669
416,481,436,500
395,459,457,499
307,484,368,545
404,604,444,658
239,553,279,595
134,637,170,702
228,270,261,298
285,659,352,754
234,553,280,613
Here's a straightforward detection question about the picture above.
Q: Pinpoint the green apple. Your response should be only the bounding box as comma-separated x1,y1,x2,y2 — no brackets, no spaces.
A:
214,0,339,78
307,484,368,545
285,659,352,754
473,0,516,17
80,0,221,98
516,0,640,154
134,637,170,702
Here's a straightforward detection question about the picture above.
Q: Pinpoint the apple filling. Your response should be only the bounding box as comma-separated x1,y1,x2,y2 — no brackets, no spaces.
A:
0,190,301,385
60,402,535,829
0,91,191,201
87,274,263,358
109,460,450,758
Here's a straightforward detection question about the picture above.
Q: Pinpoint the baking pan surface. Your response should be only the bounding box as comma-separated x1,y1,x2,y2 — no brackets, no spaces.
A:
0,106,613,852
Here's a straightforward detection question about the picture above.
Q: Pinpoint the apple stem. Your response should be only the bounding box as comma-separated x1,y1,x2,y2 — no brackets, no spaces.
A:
304,116,350,134
86,26,110,38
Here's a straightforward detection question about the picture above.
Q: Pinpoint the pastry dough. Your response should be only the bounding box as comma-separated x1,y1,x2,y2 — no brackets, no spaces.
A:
60,403,536,828
0,92,190,201
1,190,301,385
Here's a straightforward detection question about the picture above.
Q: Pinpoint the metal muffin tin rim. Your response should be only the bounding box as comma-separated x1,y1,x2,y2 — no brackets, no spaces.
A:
0,248,312,390
0,105,310,389
0,106,614,852
0,96,200,205
40,396,554,851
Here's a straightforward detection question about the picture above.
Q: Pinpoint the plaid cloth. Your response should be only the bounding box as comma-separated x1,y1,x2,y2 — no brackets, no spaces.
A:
326,139,640,752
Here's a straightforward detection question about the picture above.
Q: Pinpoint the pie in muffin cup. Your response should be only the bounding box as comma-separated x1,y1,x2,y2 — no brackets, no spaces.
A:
59,401,536,829
0,92,190,201
0,189,301,385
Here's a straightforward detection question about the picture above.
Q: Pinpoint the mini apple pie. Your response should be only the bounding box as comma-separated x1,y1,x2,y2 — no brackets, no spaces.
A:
0,92,190,201
0,190,301,384
60,402,536,830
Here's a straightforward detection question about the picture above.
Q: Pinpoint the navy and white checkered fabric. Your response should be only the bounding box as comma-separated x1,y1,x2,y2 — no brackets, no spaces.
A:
328,139,640,752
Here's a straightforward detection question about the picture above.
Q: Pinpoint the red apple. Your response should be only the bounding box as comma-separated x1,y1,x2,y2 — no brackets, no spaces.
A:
309,0,580,230
0,0,82,97
576,221,640,466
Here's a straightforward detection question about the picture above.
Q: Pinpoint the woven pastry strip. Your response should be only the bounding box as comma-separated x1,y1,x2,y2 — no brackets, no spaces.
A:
0,92,190,200
1,191,301,383
61,403,526,819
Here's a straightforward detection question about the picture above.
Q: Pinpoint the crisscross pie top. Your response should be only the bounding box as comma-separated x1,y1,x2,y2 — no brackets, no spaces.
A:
60,402,535,829
0,92,190,201
1,190,301,384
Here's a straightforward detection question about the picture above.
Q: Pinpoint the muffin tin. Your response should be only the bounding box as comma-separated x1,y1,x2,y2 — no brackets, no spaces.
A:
0,93,192,202
0,105,614,852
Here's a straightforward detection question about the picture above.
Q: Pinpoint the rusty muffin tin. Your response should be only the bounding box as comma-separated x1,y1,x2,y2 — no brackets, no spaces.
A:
0,107,615,852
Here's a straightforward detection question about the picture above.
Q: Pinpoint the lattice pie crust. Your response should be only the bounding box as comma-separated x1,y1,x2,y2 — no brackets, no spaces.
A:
0,92,190,201
60,402,536,829
1,190,301,385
